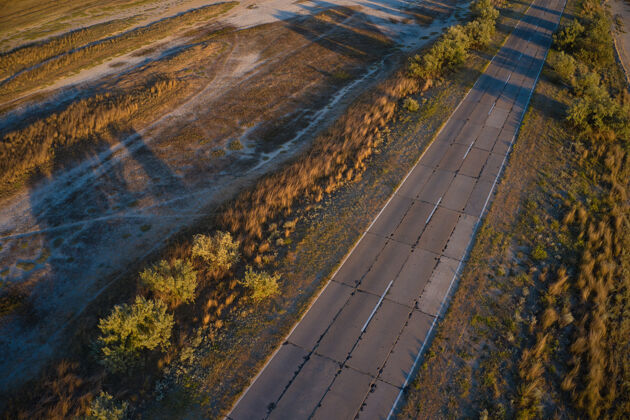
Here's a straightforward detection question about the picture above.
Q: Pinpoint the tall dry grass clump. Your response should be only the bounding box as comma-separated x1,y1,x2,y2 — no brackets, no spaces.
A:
0,77,185,190
0,2,236,101
0,18,133,81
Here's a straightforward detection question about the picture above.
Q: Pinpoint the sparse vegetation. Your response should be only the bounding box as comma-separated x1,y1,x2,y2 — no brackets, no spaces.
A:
97,296,173,373
140,259,197,307
86,391,128,420
238,266,280,302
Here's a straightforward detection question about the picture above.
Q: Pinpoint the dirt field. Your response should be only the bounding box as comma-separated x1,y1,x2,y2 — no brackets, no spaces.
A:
0,0,469,401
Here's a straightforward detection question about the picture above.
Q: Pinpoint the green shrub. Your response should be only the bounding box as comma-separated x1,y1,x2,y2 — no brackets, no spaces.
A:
410,25,470,79
239,266,280,302
550,51,578,86
575,9,614,67
553,20,585,51
403,97,420,112
567,73,630,137
228,140,243,150
465,18,495,49
192,231,240,272
97,296,173,373
86,392,128,420
531,245,548,261
471,0,499,22
140,259,197,307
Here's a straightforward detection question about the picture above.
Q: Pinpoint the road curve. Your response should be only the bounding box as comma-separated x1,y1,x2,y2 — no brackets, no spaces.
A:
228,0,567,418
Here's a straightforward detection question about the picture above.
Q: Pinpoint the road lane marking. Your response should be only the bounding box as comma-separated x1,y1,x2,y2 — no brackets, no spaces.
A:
488,102,496,115
361,279,394,332
425,196,442,224
462,141,474,160
505,73,511,84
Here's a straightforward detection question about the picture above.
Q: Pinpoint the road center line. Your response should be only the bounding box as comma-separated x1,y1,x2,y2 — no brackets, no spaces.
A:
505,73,511,84
488,102,496,115
425,196,442,224
361,279,394,332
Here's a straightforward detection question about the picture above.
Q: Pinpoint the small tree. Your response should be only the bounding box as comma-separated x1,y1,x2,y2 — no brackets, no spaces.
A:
471,0,499,22
553,20,585,51
550,51,577,86
238,266,280,302
140,259,197,307
86,392,128,420
465,18,495,49
97,296,173,373
191,231,240,272
410,25,470,79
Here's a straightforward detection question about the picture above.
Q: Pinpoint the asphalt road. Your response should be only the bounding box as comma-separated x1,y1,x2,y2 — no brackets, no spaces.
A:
228,0,566,418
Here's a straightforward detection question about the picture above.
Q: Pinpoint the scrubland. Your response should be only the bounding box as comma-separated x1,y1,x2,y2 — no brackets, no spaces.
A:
400,0,630,418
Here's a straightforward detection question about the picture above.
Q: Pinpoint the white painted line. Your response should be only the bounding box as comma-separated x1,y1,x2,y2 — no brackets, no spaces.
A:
361,279,394,332
488,102,496,115
505,73,511,84
462,141,474,160
425,197,442,224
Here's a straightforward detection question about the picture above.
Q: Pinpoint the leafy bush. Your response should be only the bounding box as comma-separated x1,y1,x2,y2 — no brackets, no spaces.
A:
228,140,243,150
471,0,499,22
86,392,128,420
553,9,613,69
531,245,548,261
550,51,578,86
553,20,585,51
566,73,630,138
403,97,419,112
140,259,197,307
192,231,240,272
574,8,614,67
97,297,173,373
465,18,495,49
410,25,470,79
239,266,280,302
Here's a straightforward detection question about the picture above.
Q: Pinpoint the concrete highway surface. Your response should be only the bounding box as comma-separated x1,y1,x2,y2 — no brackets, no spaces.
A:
228,0,566,418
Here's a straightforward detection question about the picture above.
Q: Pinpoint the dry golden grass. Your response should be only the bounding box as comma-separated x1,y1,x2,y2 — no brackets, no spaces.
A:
0,18,134,81
0,2,236,101
0,77,185,189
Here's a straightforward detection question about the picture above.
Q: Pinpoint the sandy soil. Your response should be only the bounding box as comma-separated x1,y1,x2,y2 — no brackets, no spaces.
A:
0,0,467,396
609,0,630,83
